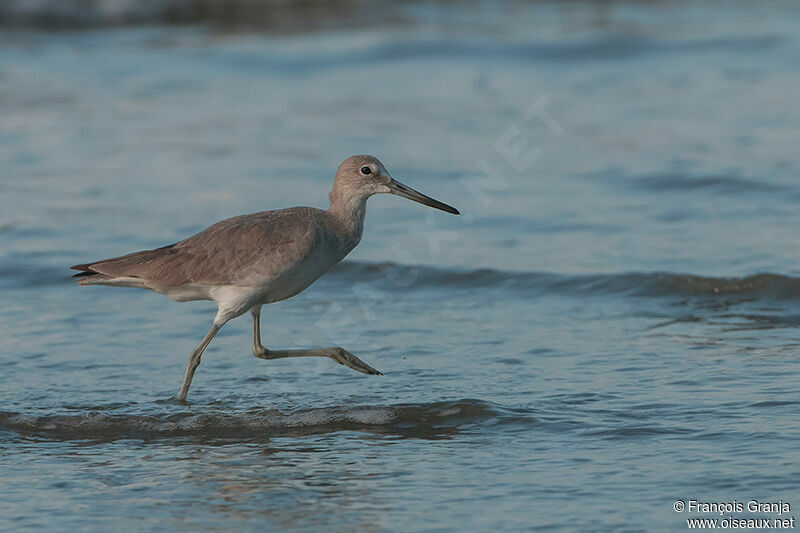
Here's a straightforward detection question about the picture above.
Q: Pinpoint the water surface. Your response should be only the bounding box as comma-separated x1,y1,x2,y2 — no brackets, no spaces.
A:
2,1,800,531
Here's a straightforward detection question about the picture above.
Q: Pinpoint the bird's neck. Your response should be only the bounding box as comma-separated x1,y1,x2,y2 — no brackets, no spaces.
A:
328,190,368,246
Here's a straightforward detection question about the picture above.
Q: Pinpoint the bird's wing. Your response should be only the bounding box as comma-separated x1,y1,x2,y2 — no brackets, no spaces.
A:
71,208,322,288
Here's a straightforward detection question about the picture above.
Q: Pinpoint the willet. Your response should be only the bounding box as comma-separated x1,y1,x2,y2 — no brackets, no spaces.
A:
72,155,459,400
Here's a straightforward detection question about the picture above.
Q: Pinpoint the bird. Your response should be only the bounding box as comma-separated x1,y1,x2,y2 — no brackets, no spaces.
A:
71,155,460,400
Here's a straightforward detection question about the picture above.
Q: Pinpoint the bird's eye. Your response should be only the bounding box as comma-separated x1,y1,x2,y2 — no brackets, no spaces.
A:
360,166,372,175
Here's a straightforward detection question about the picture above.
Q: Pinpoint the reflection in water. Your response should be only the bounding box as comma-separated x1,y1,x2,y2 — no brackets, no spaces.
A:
181,439,391,531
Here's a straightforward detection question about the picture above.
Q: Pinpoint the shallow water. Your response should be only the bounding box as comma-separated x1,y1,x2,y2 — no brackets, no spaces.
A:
2,1,800,531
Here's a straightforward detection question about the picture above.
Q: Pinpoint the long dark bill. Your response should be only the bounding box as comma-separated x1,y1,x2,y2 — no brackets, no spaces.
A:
387,179,460,215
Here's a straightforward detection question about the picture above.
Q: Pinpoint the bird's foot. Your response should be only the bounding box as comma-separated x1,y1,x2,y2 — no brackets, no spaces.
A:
253,344,382,375
329,347,383,376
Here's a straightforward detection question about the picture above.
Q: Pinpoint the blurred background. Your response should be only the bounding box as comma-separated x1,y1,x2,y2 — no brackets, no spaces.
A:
1,1,799,531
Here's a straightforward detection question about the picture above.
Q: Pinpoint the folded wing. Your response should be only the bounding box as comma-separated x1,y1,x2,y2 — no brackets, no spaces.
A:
71,208,320,291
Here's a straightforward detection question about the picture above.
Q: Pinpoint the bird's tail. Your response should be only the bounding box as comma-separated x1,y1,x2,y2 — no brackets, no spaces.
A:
70,243,177,288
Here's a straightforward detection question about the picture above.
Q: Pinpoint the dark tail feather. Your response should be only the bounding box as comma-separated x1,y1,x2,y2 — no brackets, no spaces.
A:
71,269,117,286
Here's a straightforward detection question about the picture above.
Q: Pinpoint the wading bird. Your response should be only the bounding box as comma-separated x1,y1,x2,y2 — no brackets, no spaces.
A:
72,156,459,400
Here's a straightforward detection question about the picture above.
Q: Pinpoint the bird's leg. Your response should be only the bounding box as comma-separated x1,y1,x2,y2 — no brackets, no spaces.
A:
176,322,223,401
251,305,266,355
250,307,382,376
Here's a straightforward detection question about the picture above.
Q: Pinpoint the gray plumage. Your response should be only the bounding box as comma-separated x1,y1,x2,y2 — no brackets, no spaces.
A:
74,207,352,297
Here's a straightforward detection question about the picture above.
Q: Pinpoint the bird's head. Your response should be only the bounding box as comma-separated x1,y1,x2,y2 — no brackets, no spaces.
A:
330,155,460,215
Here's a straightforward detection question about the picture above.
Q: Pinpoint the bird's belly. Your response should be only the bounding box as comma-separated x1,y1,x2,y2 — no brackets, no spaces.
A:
257,263,331,303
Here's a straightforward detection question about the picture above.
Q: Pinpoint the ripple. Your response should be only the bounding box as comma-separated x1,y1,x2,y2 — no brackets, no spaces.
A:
634,173,789,194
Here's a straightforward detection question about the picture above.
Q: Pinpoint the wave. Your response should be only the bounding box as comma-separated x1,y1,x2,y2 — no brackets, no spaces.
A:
4,1,406,30
0,399,530,441
0,1,781,68
0,395,711,443
4,258,799,302
329,261,800,300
